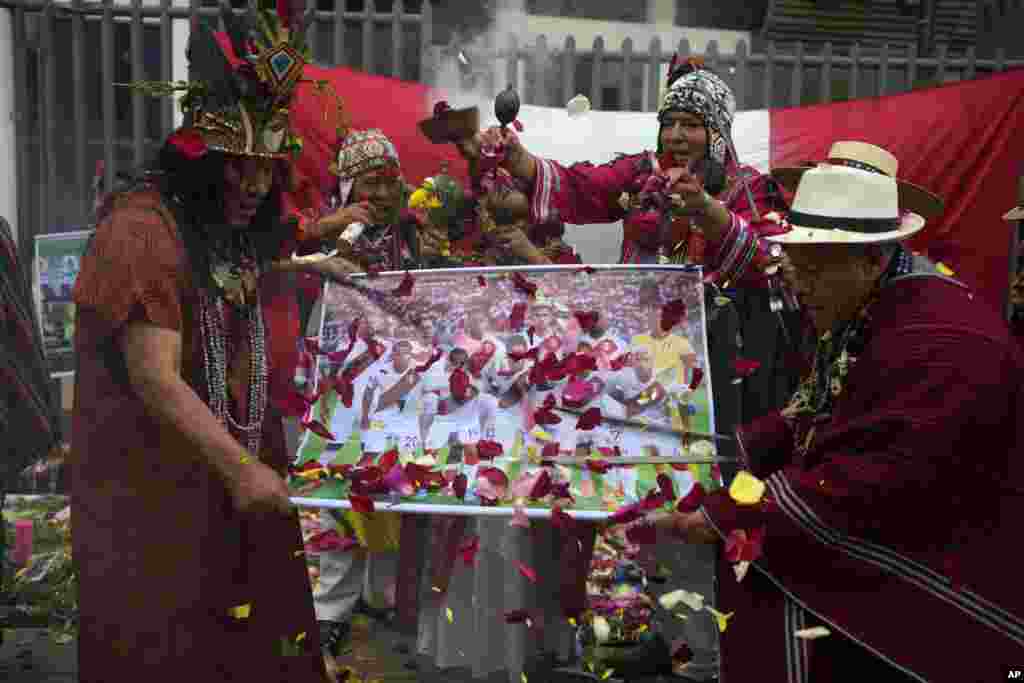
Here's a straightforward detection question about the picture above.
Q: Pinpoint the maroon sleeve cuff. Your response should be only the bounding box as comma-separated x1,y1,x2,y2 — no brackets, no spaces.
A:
735,411,795,478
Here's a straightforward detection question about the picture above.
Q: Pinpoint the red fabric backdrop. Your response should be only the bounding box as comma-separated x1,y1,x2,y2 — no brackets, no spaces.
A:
770,68,1024,306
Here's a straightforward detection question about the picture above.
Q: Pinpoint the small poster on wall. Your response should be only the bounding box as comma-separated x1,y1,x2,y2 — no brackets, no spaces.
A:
34,229,93,376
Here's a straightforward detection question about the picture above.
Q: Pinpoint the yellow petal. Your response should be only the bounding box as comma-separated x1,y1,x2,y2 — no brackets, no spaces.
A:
294,550,306,558
728,470,766,505
601,670,615,680
706,607,735,632
522,674,529,683
446,607,454,623
530,428,553,441
409,189,428,208
229,604,252,619
427,198,442,209
937,262,955,276
295,468,326,480
239,454,253,465
295,631,306,643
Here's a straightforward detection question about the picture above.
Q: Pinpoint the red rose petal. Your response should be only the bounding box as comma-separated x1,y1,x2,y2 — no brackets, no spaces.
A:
585,459,611,474
534,408,562,426
579,266,596,275
453,473,468,500
609,353,632,371
459,536,480,566
660,299,686,332
732,358,762,377
303,337,321,355
476,440,504,460
300,418,336,442
675,482,706,513
640,489,667,511
415,348,444,373
572,311,600,333
513,560,537,582
383,463,415,496
450,368,472,401
337,374,354,408
527,326,536,346
608,503,644,526
511,272,537,298
576,407,602,431
657,473,676,502
541,442,560,460
168,127,208,160
349,494,375,514
508,346,540,362
377,449,400,472
509,302,528,330
478,276,487,288
304,529,360,554
689,366,705,391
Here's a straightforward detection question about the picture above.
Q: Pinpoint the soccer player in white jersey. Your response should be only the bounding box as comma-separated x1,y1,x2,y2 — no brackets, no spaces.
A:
360,340,424,457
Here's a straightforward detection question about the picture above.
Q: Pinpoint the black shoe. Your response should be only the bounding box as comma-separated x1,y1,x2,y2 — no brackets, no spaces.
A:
318,619,352,658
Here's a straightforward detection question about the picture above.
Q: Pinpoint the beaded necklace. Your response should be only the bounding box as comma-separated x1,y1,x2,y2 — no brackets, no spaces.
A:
782,247,913,458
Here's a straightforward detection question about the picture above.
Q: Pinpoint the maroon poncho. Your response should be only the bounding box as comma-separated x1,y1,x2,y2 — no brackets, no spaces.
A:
702,274,1024,682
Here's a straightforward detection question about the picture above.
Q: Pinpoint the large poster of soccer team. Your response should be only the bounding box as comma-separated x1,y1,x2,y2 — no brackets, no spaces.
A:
291,266,721,515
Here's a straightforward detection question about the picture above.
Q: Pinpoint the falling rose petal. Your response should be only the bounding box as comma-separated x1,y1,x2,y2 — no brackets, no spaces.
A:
534,408,562,426
349,494,375,514
303,337,321,355
453,473,468,500
542,394,557,409
794,626,831,640
476,440,503,460
300,417,335,441
510,506,531,528
478,276,487,288
572,311,600,333
450,367,472,401
383,464,416,497
378,448,401,472
508,346,540,362
585,459,611,474
576,407,602,431
640,489,667,511
675,482,706,513
392,271,415,297
459,536,480,565
527,326,536,345
562,353,597,378
579,266,597,275
733,560,751,582
689,366,705,391
337,374,355,408
504,609,532,624
659,589,705,612
415,348,444,373
728,471,766,505
541,442,560,461
356,452,376,468
732,357,762,377
609,353,632,371
514,560,538,582
725,526,766,563
661,299,686,332
509,302,528,329
477,467,510,502
305,528,360,554
230,604,252,619
656,474,676,502
608,502,644,526
511,272,537,298
706,607,735,632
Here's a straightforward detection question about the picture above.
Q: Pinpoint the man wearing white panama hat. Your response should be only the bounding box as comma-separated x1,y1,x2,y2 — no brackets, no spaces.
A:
647,141,1024,682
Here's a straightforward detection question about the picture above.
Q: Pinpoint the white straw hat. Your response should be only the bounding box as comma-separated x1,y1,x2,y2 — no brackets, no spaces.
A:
766,142,937,245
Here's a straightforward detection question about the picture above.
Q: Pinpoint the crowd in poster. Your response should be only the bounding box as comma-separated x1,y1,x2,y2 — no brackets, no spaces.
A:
291,266,721,515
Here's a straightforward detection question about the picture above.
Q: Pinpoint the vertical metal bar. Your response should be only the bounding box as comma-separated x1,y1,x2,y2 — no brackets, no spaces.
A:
41,0,56,234
561,34,576,109
534,33,550,107
935,42,947,83
878,43,889,96
11,6,32,267
391,0,402,78
71,0,88,219
620,37,632,111
185,0,199,127
964,45,976,81
418,0,431,82
590,36,604,110
1008,173,1024,321
907,43,918,90
160,0,173,138
362,0,374,74
306,6,319,61
334,0,346,66
131,0,145,170
102,0,115,191
646,35,661,112
505,33,519,91
995,46,1006,72
849,42,859,100
790,42,804,107
763,41,775,110
733,40,748,110
820,42,832,103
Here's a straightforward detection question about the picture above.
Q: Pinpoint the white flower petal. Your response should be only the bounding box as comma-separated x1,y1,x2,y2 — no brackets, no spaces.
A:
794,626,831,640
